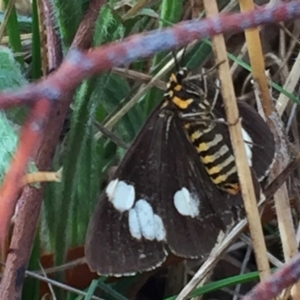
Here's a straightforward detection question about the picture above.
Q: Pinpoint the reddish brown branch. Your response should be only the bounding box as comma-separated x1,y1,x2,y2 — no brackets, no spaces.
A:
243,253,300,300
40,0,63,70
0,0,106,298
0,1,300,111
0,99,52,245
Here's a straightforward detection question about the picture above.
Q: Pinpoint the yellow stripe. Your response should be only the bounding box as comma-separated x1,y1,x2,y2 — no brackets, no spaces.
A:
190,130,201,142
206,165,223,175
211,174,227,184
195,134,223,152
209,165,237,185
200,145,229,162
170,73,177,83
174,84,182,91
172,96,193,109
168,90,174,97
198,142,210,152
223,183,240,195
205,158,236,177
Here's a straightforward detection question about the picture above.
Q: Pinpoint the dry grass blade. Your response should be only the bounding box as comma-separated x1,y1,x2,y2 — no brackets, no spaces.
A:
24,270,103,300
0,0,17,43
38,262,57,300
239,0,300,298
267,106,300,299
239,0,273,116
176,219,247,300
205,0,270,279
22,170,62,186
276,51,300,116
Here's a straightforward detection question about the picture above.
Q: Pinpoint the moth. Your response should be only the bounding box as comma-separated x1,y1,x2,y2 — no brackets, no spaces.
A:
85,68,275,276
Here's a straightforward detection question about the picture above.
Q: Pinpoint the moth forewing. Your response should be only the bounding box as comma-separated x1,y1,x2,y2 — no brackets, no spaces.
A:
85,106,169,276
85,68,276,276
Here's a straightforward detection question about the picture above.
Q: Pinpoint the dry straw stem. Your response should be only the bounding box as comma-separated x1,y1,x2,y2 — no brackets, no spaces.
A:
177,218,248,299
276,50,300,116
239,0,300,298
239,0,273,116
0,0,17,43
22,170,62,186
204,0,271,280
122,0,158,20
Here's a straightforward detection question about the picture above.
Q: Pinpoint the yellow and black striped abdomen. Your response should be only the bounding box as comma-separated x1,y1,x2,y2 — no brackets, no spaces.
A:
188,124,240,195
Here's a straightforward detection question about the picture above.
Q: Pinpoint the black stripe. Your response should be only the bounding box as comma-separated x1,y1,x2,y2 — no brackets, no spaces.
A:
225,172,239,184
209,160,237,180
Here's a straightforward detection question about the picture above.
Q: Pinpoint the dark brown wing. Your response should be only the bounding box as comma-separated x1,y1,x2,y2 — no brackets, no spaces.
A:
158,114,243,257
238,101,275,180
85,105,167,276
85,105,244,276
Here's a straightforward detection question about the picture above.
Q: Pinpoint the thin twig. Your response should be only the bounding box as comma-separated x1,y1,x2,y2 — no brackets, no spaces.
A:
239,0,273,116
0,2,299,110
0,99,52,246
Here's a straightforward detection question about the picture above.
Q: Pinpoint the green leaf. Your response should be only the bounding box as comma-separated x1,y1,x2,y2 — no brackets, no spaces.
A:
22,234,40,300
0,112,18,183
52,0,83,48
164,270,262,300
2,0,24,66
54,77,99,264
0,46,26,90
97,279,129,300
0,46,28,124
84,279,98,300
0,12,32,32
93,4,124,45
31,0,42,79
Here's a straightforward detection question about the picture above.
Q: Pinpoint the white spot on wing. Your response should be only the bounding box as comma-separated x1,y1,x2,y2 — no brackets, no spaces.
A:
128,209,142,239
242,128,253,166
106,179,118,198
154,215,166,241
174,187,199,217
128,199,166,241
139,253,146,259
106,179,135,212
135,200,155,240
